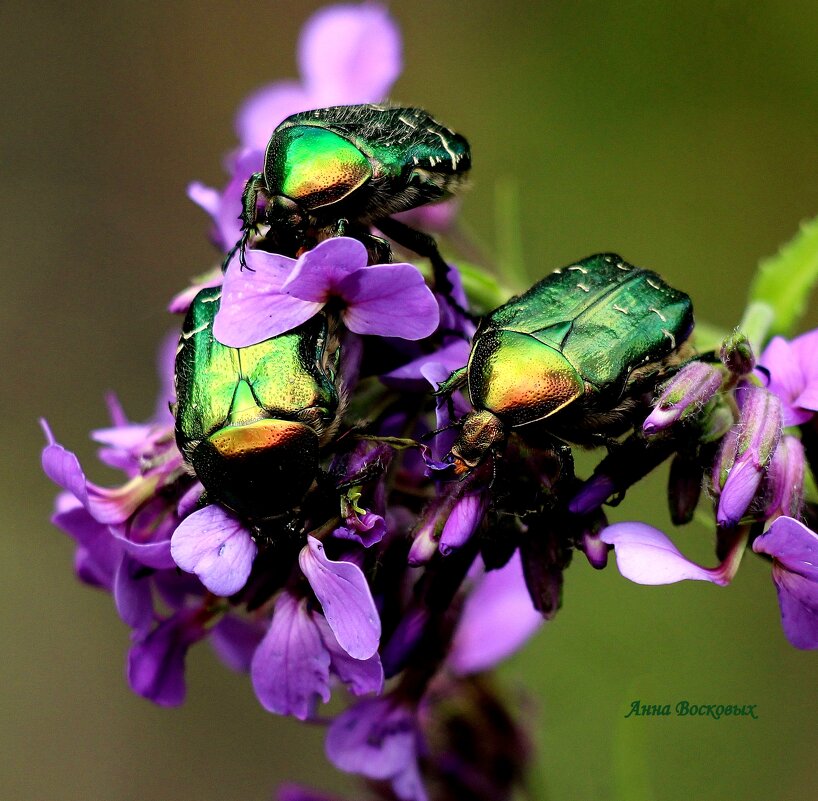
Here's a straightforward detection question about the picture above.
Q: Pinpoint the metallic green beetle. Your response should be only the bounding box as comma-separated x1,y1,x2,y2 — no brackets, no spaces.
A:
174,286,341,520
440,253,694,473
235,104,471,286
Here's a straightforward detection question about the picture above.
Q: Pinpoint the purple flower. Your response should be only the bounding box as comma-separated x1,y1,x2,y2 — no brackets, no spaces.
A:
326,696,428,801
600,522,746,586
189,4,402,250
752,516,818,649
334,509,386,548
250,590,383,719
757,329,818,426
213,237,439,347
127,608,208,706
713,386,783,526
171,512,381,659
448,552,542,675
642,361,723,435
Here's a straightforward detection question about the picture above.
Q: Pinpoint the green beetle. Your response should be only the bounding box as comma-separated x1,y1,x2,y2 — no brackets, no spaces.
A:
235,104,471,290
174,286,341,520
440,253,694,473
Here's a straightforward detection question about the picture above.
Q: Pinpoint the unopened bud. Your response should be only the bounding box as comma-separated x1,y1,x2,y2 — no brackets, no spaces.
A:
720,331,755,376
568,474,616,515
643,361,723,435
578,509,610,569
439,490,489,556
668,451,704,525
763,434,805,521
715,386,783,526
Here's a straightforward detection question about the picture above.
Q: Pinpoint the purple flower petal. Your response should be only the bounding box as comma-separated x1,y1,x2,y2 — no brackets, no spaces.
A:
760,337,803,400
439,491,488,556
235,83,309,151
450,552,542,675
299,536,380,660
213,249,321,347
325,697,418,781
54,502,122,590
569,474,616,515
187,180,221,217
251,592,331,719
210,615,266,673
753,515,818,648
795,384,818,413
127,609,206,706
338,263,440,340
41,422,161,524
753,516,818,571
41,422,89,506
114,554,154,631
110,513,176,570
601,522,729,585
299,4,401,106
315,615,384,697
170,505,257,597
283,237,369,301
771,569,818,649
717,459,764,527
393,198,460,234
333,511,386,548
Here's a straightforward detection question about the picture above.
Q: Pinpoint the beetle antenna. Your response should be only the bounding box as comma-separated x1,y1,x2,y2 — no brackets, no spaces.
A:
420,419,464,442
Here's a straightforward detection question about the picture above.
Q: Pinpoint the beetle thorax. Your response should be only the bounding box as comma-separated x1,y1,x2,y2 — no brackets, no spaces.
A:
450,410,506,473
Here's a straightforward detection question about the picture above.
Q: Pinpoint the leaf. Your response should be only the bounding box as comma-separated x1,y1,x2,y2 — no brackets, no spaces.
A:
748,213,818,338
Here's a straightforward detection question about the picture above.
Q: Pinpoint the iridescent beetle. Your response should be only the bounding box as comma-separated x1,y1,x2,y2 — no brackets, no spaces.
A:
174,286,341,520
235,104,471,289
439,253,695,473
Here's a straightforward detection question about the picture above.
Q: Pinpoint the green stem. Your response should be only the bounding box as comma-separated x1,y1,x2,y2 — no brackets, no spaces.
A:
738,300,775,356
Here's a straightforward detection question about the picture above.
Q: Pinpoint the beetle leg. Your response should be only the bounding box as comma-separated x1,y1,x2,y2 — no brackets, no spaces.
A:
374,216,479,324
434,365,468,397
234,172,267,270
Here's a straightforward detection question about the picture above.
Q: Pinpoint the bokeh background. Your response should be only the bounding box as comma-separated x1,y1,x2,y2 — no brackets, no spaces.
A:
3,1,818,799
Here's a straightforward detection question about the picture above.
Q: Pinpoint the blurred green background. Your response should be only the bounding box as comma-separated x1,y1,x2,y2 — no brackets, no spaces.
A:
3,1,817,799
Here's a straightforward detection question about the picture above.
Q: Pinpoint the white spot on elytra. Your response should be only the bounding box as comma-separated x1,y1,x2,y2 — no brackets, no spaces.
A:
649,307,667,322
577,283,590,293
568,265,588,274
646,278,661,290
662,328,676,348
432,128,460,167
182,322,209,339
613,304,629,315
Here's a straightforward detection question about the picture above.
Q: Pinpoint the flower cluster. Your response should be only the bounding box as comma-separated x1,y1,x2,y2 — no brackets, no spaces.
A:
42,4,818,801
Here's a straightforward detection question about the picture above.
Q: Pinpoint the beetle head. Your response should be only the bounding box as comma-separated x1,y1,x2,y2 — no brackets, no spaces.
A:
449,410,506,475
266,195,307,241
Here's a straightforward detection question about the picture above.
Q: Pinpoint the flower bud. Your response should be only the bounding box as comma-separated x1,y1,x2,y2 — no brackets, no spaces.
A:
643,361,723,435
668,451,704,525
568,474,616,515
720,330,755,376
578,509,611,569
763,434,805,521
439,490,489,556
714,386,783,526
